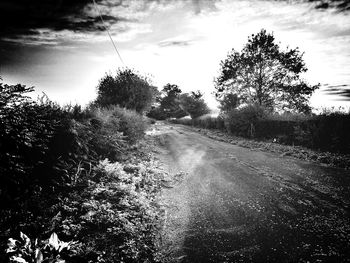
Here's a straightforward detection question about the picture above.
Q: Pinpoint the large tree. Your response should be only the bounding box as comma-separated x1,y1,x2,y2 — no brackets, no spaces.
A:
214,29,319,113
159,84,187,118
180,91,210,119
95,68,156,113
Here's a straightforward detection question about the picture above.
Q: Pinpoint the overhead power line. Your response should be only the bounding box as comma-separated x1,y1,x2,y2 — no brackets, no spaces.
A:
92,0,125,65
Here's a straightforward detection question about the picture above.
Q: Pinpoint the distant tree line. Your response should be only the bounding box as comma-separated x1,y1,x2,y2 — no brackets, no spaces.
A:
147,83,210,120
94,70,210,120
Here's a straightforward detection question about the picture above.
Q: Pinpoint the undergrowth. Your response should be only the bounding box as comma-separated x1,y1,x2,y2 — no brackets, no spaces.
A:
0,80,164,262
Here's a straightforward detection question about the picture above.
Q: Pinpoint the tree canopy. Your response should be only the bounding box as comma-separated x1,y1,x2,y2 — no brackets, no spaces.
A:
147,83,187,119
147,85,210,120
95,69,156,113
218,93,239,113
180,91,210,119
214,29,319,113
159,84,183,115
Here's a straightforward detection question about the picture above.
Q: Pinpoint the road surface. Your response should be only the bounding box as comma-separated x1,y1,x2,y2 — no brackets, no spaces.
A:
148,122,350,263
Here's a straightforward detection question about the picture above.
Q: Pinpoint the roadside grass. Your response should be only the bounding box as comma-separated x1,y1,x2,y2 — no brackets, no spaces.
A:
0,82,164,262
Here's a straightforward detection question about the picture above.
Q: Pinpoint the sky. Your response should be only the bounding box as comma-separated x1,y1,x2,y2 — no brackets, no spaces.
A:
1,0,350,110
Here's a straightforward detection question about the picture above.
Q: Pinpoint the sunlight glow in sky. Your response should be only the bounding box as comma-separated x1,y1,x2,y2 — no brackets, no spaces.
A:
1,0,350,110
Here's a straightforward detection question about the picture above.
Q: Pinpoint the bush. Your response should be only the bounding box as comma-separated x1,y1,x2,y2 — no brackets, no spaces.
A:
111,106,148,143
225,104,267,137
171,102,350,154
147,107,168,120
296,114,350,153
44,159,164,263
255,113,350,153
172,115,226,131
0,83,82,262
0,79,159,262
179,91,210,119
0,85,70,206
95,69,156,113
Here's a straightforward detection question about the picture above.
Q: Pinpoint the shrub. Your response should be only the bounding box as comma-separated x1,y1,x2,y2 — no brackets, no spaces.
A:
111,106,148,143
6,232,78,263
296,114,350,153
0,84,69,206
51,159,164,263
179,91,210,119
147,107,168,120
172,115,225,131
95,69,156,113
225,104,267,137
0,79,157,262
0,83,81,262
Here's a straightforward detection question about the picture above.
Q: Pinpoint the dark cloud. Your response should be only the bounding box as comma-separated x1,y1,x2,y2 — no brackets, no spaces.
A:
313,0,350,11
270,0,350,11
0,0,219,43
323,84,350,101
274,0,350,11
158,40,192,47
0,0,127,40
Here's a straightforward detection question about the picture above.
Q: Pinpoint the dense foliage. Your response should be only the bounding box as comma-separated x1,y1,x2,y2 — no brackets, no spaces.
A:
224,104,267,137
179,91,210,119
147,84,186,120
172,109,350,154
218,93,239,113
215,29,319,113
95,69,157,113
147,84,210,120
0,79,164,263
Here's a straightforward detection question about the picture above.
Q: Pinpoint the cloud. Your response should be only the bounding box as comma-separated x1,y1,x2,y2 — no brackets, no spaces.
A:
0,0,219,43
313,0,350,11
1,0,348,46
158,40,192,47
322,84,350,100
273,0,350,12
0,0,142,44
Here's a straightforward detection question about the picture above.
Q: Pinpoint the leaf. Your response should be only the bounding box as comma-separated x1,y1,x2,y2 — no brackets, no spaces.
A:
9,256,28,263
7,238,19,252
35,248,44,263
48,233,59,250
20,232,31,249
58,241,71,252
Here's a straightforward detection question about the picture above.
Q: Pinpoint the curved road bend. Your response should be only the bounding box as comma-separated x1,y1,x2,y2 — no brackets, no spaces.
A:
149,122,350,263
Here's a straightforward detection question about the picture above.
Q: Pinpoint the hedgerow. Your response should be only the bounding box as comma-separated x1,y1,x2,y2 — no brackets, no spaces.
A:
0,79,163,262
172,107,350,154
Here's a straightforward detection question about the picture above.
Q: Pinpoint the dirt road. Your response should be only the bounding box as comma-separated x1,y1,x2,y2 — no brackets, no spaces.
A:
148,122,350,263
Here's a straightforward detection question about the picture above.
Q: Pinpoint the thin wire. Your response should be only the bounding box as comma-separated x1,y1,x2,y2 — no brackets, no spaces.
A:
92,0,125,65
